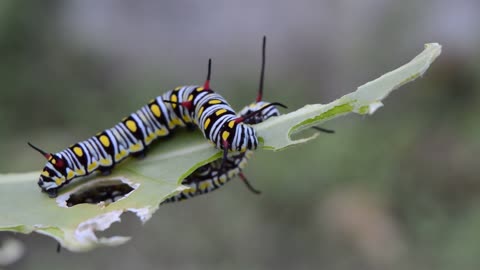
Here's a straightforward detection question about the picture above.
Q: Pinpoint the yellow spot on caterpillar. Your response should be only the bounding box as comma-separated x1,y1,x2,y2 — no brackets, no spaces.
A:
100,159,111,166
196,87,204,91
73,146,83,157
144,133,156,145
51,159,56,165
219,175,227,183
126,120,137,132
55,178,63,186
150,104,161,117
228,169,237,178
75,169,85,176
129,143,142,152
209,99,221,105
228,120,235,128
222,131,230,141
204,118,211,129
174,86,181,91
169,117,182,127
182,114,191,122
171,94,178,108
156,129,168,136
188,94,194,101
115,149,128,161
199,181,210,191
88,162,98,172
215,109,227,116
240,146,247,152
184,187,196,195
67,171,75,180
41,170,50,177
188,186,196,193
198,106,205,116
99,135,110,147
239,159,248,168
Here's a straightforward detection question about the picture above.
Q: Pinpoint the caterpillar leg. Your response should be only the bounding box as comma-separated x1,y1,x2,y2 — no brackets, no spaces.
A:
239,172,261,194
131,150,147,159
185,123,196,131
100,167,113,176
44,188,58,198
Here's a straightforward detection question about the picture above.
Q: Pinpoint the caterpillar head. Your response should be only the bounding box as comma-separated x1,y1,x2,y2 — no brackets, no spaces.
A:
28,143,66,198
220,101,285,152
238,101,281,124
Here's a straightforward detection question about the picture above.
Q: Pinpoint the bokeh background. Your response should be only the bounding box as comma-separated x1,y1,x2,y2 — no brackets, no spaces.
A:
0,0,479,269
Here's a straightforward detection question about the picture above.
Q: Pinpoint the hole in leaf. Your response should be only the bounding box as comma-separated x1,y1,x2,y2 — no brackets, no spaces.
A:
62,179,137,208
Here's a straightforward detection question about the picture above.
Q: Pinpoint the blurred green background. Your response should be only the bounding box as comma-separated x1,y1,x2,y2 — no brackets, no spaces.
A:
0,1,479,269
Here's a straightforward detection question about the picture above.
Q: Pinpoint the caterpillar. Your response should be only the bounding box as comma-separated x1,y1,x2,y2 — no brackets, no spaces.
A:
162,37,334,203
162,101,279,203
29,42,286,198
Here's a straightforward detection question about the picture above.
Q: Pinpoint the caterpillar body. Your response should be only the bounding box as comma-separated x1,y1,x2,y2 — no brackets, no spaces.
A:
162,36,282,203
162,36,334,204
29,55,284,198
162,100,281,203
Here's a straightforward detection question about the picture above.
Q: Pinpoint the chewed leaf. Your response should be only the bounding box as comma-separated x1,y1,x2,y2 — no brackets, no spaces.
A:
0,43,441,251
256,43,441,150
0,134,218,252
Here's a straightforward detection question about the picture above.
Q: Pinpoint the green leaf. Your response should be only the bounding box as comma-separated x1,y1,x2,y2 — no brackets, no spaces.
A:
256,43,442,150
0,43,441,251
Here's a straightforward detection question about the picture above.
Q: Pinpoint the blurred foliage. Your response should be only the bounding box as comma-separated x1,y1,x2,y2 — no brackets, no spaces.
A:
0,1,479,270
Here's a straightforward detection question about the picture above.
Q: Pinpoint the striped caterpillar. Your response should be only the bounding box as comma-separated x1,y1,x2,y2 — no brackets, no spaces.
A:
162,37,277,202
162,101,279,203
29,38,285,198
162,104,334,204
162,37,334,203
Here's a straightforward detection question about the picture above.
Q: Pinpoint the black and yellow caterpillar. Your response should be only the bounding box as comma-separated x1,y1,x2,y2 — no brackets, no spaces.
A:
162,38,333,203
29,37,286,198
162,100,280,203
28,79,281,198
163,35,282,201
163,103,333,204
